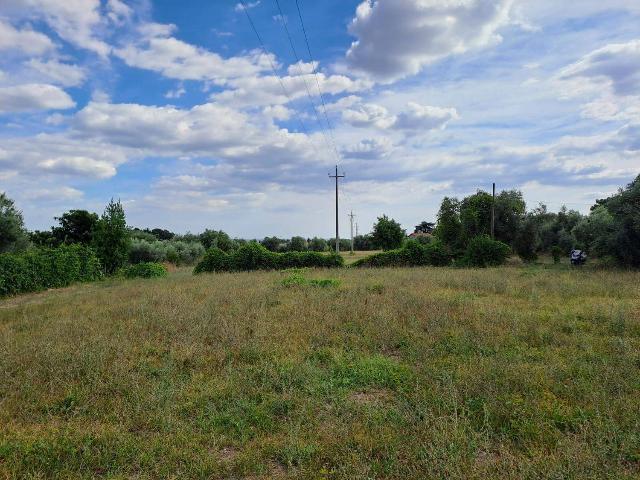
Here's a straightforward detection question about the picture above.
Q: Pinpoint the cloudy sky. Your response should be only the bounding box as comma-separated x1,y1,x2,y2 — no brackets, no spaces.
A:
1,0,639,237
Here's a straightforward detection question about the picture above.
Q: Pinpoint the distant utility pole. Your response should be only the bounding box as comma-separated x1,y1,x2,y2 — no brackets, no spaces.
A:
491,182,496,239
348,211,356,253
329,165,345,253
355,223,359,237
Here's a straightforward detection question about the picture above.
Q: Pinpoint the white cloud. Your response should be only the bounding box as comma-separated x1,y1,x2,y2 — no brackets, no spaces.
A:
342,102,396,129
25,59,87,87
114,23,273,83
394,103,459,131
6,0,109,56
165,85,186,99
345,0,513,82
106,0,133,25
235,1,260,12
0,19,55,55
0,84,75,113
22,186,83,201
559,40,640,97
343,137,393,159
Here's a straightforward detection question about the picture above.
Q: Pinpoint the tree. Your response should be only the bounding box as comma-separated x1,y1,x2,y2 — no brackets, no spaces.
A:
53,209,98,245
150,228,174,240
494,190,526,245
513,215,539,262
200,229,233,252
30,230,58,248
372,215,405,251
353,234,374,251
261,236,284,252
434,197,463,249
572,205,615,254
308,237,328,252
414,221,435,234
460,191,493,240
289,236,308,252
0,192,28,253
92,199,130,274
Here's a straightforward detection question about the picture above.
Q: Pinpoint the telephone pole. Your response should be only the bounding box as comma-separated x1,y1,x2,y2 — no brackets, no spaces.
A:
329,166,345,253
491,182,496,239
348,211,356,253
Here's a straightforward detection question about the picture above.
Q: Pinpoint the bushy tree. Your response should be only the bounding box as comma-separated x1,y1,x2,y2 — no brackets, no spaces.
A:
53,209,98,245
261,236,284,252
460,191,493,240
328,238,351,252
572,205,615,253
289,236,308,252
372,215,405,251
200,229,233,252
92,199,130,274
353,234,375,250
513,215,539,262
0,193,28,253
150,228,174,240
494,190,526,245
435,197,463,249
308,237,328,252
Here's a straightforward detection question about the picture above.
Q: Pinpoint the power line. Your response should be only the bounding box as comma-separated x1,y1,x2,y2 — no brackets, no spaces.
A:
238,0,309,136
294,0,341,161
273,0,341,164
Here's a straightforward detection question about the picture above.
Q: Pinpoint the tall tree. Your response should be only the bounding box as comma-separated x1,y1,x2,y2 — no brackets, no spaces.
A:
435,197,463,249
372,215,405,251
92,199,130,274
0,193,28,253
53,209,98,245
494,190,526,245
460,191,493,240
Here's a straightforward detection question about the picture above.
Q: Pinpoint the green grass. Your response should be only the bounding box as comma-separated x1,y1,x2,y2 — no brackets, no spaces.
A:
1,266,639,479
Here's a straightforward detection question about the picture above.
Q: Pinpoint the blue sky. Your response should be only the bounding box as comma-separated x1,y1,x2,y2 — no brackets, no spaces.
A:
1,0,639,237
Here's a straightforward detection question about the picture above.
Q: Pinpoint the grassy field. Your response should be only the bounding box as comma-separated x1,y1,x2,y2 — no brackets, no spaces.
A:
1,265,639,479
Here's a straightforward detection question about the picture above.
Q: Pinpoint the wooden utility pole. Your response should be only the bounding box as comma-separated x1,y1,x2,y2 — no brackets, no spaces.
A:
348,211,356,253
491,182,496,239
329,166,345,253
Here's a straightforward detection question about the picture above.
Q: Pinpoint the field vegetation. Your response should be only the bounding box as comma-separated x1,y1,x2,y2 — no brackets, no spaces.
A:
1,265,639,479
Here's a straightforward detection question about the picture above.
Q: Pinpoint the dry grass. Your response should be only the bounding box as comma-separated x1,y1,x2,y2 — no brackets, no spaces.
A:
1,265,639,479
340,250,382,265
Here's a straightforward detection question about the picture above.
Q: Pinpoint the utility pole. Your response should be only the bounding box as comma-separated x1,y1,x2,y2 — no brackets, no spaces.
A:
348,211,356,253
491,182,496,239
329,165,345,253
355,223,359,237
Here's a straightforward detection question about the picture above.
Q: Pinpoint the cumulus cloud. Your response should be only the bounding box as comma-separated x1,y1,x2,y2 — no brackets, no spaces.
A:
0,19,55,55
394,103,459,131
5,0,109,56
343,137,393,159
0,84,75,113
345,0,513,82
342,102,396,129
114,23,273,83
559,40,640,97
25,59,87,87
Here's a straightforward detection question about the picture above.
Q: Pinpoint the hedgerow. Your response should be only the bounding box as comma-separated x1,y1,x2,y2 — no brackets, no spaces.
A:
123,262,168,279
194,243,344,274
0,244,102,297
352,240,452,268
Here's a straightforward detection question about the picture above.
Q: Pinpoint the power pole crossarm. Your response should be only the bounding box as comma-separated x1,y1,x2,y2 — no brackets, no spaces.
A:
329,165,345,254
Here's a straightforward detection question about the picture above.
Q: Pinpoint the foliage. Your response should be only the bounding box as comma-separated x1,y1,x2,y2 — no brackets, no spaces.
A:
200,229,234,252
328,238,351,252
0,244,102,296
352,239,451,268
280,269,340,288
92,199,130,275
30,230,58,248
414,221,435,234
123,262,168,279
129,239,205,266
353,234,375,251
308,237,328,252
494,190,526,245
513,215,539,263
551,246,563,264
52,210,98,245
289,236,308,252
194,243,344,273
371,215,405,251
0,192,29,253
460,235,511,268
460,191,494,240
434,196,463,250
261,236,285,252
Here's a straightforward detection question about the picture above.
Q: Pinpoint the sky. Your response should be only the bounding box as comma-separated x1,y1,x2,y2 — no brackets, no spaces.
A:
1,0,639,238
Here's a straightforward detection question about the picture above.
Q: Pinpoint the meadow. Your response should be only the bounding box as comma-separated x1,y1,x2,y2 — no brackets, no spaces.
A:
0,263,639,479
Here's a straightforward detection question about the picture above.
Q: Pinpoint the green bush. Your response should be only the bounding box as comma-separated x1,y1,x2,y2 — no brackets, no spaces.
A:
0,244,102,297
460,235,511,267
551,245,563,264
352,240,451,268
123,262,168,279
129,239,205,266
194,243,344,274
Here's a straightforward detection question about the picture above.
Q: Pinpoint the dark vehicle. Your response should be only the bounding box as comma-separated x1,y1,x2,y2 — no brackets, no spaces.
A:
570,249,587,266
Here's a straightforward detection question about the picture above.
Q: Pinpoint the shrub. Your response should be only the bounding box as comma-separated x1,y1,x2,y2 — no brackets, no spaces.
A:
352,240,451,268
551,245,563,264
129,239,205,266
461,235,511,268
93,199,130,275
0,245,102,297
123,262,168,279
194,243,344,274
